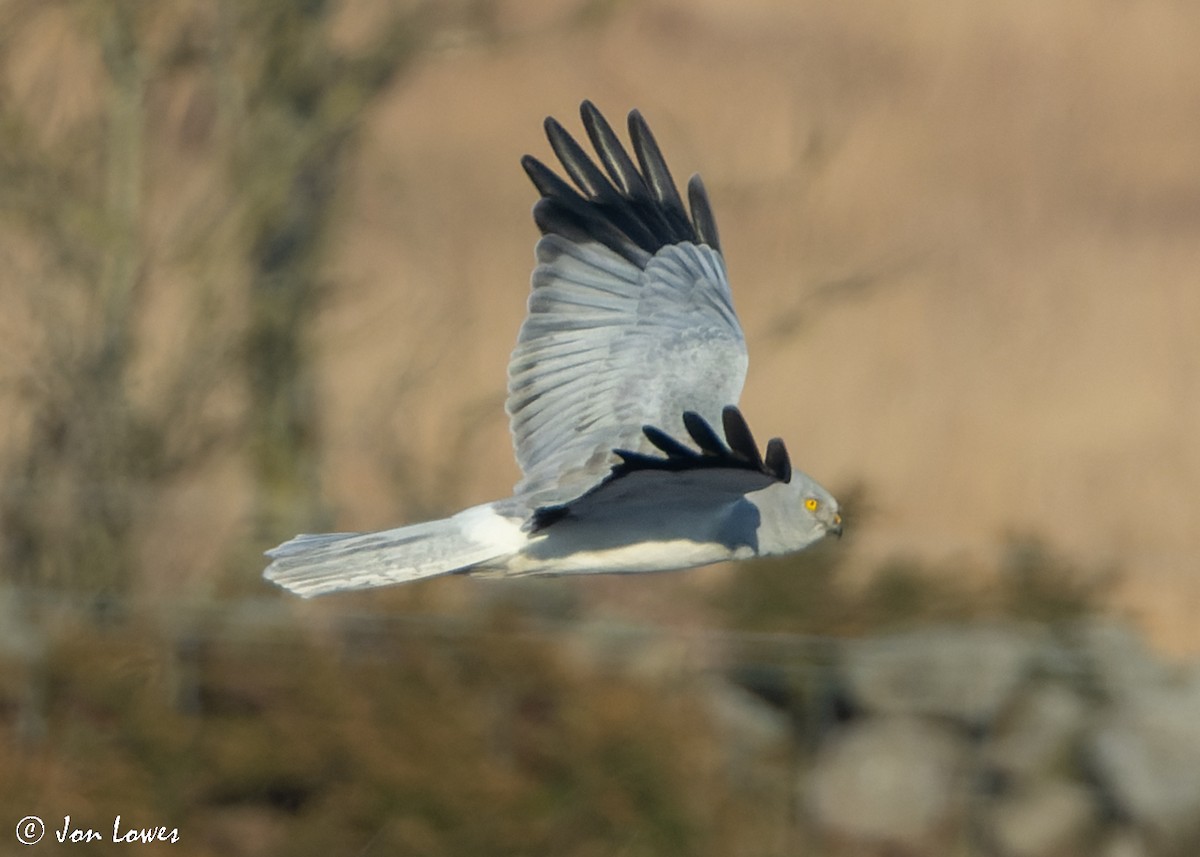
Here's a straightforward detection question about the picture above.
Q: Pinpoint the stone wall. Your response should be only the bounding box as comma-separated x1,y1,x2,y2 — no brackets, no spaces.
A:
717,622,1200,857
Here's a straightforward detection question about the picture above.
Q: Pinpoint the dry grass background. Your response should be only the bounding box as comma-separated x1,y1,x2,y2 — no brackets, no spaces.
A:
1,0,1198,647
2,3,1199,854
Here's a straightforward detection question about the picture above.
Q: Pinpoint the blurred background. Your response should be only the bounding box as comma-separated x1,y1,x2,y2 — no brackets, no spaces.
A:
1,0,1198,854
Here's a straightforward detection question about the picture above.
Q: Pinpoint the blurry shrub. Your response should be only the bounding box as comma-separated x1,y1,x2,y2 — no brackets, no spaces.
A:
998,535,1118,625
717,513,1112,638
2,604,714,857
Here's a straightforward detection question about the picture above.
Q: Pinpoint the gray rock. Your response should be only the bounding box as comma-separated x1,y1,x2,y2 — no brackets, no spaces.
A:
841,625,1039,725
1090,668,1200,841
806,715,969,849
985,682,1087,781
1071,620,1173,703
560,617,693,681
705,679,793,793
706,678,792,754
985,780,1095,857
1097,828,1149,857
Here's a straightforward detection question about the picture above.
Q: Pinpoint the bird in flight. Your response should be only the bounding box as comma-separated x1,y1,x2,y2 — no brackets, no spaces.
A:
264,101,841,597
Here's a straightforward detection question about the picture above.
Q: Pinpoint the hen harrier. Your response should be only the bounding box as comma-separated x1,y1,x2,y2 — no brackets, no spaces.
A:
264,101,841,597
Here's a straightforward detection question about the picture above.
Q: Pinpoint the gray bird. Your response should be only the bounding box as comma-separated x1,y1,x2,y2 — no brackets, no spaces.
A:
264,101,841,597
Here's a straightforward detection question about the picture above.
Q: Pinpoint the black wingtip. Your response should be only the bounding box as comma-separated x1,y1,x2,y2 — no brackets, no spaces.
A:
643,424,697,458
526,102,718,259
688,174,721,252
545,115,616,200
627,109,691,239
764,437,792,483
682,411,727,455
721,406,764,469
522,154,573,199
594,409,792,486
581,100,650,199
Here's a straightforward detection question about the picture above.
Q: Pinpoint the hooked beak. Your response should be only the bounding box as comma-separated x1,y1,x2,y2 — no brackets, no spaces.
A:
828,513,843,539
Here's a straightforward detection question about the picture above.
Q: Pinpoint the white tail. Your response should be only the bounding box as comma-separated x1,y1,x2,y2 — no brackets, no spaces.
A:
263,504,527,597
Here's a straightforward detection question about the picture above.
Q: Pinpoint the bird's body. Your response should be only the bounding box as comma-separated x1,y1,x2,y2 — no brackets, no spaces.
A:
264,102,841,597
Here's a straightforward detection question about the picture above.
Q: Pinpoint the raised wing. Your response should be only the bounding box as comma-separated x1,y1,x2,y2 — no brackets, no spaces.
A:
507,102,748,508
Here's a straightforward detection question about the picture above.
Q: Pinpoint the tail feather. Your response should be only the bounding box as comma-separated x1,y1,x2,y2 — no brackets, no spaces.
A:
263,504,526,597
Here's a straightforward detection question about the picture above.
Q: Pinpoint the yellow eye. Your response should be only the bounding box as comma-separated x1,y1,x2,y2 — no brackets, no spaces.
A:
805,498,820,512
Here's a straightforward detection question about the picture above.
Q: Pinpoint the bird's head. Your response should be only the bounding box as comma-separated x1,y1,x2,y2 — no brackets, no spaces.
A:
796,475,842,540
750,473,842,555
